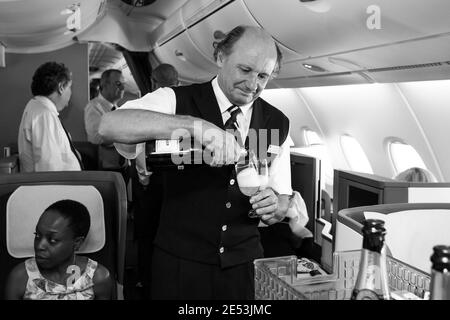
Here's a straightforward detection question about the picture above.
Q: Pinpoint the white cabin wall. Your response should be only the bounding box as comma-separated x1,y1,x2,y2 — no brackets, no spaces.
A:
397,80,450,182
259,88,321,146
260,81,448,183
298,83,443,180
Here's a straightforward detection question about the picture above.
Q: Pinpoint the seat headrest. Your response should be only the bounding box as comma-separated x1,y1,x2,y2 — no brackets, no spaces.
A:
6,185,105,258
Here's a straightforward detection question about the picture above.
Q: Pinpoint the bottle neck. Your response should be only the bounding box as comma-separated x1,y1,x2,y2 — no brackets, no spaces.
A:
430,268,450,300
352,247,390,300
362,232,385,253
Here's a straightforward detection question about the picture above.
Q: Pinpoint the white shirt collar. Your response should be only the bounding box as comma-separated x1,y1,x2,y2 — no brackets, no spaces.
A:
34,96,59,115
98,93,116,110
211,77,252,116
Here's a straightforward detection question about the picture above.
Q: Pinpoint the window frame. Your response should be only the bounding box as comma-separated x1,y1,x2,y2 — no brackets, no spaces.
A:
387,139,428,176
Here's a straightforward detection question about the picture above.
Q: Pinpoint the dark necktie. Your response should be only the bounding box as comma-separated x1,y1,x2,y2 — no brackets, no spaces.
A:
111,105,116,111
224,105,241,130
224,105,243,145
60,121,84,170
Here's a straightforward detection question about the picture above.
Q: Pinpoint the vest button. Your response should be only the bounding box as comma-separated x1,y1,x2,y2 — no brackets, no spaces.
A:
225,202,231,209
219,247,225,254
222,225,227,232
230,179,235,185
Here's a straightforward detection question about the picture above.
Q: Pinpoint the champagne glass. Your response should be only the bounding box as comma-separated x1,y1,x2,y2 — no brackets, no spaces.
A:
235,156,269,218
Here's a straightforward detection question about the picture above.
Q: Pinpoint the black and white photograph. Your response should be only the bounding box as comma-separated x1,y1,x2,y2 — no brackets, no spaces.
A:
0,0,449,311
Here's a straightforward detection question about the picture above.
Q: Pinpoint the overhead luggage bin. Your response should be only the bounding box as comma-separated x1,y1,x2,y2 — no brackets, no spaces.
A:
153,30,217,83
186,0,304,65
243,0,450,58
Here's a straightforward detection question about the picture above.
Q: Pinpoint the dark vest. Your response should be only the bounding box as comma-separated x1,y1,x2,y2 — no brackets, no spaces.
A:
154,82,290,268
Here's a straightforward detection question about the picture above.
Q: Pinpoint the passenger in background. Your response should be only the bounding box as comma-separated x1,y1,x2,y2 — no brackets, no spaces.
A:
132,63,179,299
4,200,113,300
89,78,101,100
18,61,83,172
395,167,438,183
150,63,179,91
84,69,127,175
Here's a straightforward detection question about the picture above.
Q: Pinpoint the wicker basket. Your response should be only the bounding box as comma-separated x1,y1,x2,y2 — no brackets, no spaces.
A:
254,250,431,300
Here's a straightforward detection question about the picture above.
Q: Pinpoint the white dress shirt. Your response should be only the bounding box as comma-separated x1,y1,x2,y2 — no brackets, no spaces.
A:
84,94,123,169
116,79,292,192
18,96,81,172
114,79,308,229
84,93,116,145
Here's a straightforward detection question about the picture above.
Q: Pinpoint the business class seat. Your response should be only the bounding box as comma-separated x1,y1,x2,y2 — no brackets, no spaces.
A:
335,202,450,273
0,171,127,299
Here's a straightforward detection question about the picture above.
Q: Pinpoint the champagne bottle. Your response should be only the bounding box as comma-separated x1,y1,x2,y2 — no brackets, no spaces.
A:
429,245,450,300
145,139,247,170
351,219,390,300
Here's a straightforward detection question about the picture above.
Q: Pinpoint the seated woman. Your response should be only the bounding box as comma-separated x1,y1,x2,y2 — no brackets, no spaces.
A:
395,167,438,183
4,200,113,300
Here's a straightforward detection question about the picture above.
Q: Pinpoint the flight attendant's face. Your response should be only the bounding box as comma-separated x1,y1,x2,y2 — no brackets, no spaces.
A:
217,32,277,106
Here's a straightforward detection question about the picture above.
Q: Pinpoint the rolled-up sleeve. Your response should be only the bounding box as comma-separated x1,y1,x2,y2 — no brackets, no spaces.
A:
268,134,294,195
267,133,310,233
114,87,176,159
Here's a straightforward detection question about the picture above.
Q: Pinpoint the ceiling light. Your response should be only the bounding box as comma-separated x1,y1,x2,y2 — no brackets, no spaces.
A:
302,63,327,72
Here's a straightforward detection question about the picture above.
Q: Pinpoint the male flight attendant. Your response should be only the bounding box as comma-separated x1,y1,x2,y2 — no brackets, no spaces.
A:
99,26,306,299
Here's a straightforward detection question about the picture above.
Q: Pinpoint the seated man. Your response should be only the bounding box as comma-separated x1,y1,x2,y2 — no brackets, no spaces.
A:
18,61,83,172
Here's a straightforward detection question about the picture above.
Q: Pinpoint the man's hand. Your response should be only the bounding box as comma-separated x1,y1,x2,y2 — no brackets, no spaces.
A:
250,190,290,225
198,121,243,166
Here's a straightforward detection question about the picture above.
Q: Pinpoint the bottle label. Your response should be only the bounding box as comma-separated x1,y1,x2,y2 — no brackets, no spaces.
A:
351,289,384,300
155,139,180,153
364,265,382,288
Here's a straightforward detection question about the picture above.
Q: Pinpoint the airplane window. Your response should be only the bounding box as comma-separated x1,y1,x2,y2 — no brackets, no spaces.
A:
303,128,323,145
388,141,428,175
340,135,373,174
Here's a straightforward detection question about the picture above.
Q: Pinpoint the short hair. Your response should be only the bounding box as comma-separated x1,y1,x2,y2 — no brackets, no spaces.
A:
152,64,178,87
31,62,71,96
44,199,91,239
212,25,283,76
395,167,438,183
100,69,122,89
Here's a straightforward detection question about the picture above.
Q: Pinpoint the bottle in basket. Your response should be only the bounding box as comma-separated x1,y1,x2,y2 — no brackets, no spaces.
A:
429,245,450,300
351,219,390,300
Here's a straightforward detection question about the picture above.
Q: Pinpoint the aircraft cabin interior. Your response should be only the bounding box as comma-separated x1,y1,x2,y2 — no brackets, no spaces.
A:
1,0,450,301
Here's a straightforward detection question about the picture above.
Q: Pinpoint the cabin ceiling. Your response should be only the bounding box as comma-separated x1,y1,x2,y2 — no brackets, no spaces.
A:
1,0,450,90
0,0,186,94
0,0,105,53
